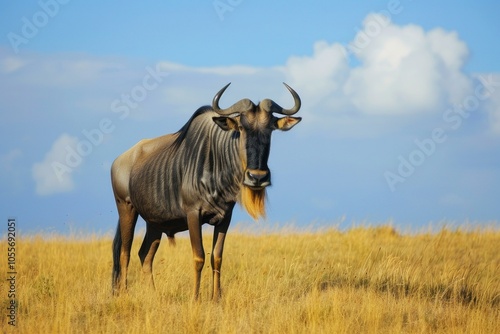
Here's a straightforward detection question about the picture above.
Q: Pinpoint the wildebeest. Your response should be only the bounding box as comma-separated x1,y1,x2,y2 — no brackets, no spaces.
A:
111,83,301,300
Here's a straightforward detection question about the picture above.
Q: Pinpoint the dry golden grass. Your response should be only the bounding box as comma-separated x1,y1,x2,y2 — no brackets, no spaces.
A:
1,224,499,333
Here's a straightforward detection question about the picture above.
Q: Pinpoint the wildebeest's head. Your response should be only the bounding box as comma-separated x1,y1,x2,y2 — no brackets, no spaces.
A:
211,83,302,219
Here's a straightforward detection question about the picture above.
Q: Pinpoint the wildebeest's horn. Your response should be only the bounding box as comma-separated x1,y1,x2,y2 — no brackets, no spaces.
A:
212,83,252,116
267,83,301,115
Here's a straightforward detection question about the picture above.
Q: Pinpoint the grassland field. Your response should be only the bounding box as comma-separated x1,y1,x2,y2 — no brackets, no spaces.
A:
1,223,499,333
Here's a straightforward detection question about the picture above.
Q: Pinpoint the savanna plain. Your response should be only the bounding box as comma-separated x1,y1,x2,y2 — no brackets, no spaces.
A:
1,223,499,333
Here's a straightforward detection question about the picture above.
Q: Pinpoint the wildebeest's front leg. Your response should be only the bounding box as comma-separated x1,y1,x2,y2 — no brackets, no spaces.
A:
211,206,233,301
187,210,205,301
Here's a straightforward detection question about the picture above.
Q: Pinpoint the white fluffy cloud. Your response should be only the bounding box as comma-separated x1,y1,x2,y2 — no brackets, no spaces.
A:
285,14,473,117
346,18,471,115
32,134,79,196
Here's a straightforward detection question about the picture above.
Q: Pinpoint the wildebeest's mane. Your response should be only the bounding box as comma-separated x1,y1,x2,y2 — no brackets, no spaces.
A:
172,106,214,149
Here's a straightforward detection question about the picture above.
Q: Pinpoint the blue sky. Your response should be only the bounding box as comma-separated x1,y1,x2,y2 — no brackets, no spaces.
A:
1,1,499,234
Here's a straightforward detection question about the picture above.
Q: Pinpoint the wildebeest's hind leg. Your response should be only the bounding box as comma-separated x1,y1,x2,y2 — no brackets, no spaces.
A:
112,200,138,295
138,222,162,289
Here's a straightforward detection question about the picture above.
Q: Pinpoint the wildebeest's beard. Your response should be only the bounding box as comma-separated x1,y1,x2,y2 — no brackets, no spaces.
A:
240,185,266,220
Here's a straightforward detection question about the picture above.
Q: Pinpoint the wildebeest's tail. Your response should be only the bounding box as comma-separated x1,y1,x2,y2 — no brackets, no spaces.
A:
112,220,121,293
167,231,176,247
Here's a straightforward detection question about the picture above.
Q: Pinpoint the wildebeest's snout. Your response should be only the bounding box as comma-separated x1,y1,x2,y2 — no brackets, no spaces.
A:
244,169,271,189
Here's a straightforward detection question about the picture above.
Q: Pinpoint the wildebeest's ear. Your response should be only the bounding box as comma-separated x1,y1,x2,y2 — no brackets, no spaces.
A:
213,116,239,131
274,116,302,131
